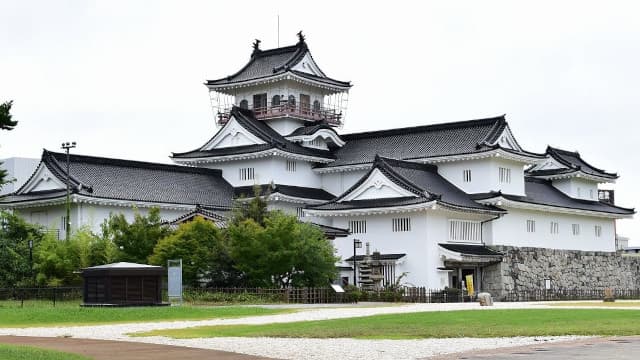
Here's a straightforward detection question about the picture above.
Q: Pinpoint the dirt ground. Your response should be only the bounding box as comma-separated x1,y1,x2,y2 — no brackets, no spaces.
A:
0,336,277,360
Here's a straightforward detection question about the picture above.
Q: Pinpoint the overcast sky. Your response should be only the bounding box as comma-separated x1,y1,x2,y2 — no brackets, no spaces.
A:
1,0,639,243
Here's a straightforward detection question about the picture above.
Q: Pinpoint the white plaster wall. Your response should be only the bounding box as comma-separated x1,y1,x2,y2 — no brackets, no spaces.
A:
329,211,444,288
320,170,368,197
202,157,322,188
15,203,190,238
552,178,599,201
487,208,616,251
437,158,525,196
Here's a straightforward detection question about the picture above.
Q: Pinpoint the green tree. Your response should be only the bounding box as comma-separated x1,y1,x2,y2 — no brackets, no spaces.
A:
0,101,18,130
0,211,43,287
228,211,338,288
230,185,269,226
149,216,241,287
34,227,101,286
0,100,19,190
101,207,172,264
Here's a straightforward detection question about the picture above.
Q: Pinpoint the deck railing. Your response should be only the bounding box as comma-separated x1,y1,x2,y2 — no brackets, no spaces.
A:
217,100,342,126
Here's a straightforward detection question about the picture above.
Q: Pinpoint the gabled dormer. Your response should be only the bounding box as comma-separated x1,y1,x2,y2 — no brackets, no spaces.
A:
527,146,618,201
205,32,351,135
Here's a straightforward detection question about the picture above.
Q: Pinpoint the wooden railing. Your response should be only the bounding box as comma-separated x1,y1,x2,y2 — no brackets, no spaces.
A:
217,101,342,126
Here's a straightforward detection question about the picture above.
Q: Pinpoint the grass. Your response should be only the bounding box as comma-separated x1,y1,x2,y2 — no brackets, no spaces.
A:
0,344,91,360
549,301,640,307
135,309,640,339
0,300,289,328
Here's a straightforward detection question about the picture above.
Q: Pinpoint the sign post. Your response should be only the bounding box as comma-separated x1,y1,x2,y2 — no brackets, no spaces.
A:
167,259,183,305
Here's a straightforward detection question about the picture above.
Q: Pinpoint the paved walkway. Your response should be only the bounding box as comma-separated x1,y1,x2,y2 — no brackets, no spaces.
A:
428,337,640,360
0,336,275,360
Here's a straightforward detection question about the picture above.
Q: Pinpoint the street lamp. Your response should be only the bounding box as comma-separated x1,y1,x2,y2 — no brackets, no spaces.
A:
61,141,76,240
353,238,362,287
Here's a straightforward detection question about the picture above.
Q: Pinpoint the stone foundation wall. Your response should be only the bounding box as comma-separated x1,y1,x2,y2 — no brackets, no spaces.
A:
482,246,640,297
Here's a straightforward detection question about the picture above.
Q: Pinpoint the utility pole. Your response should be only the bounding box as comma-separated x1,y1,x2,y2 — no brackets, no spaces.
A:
61,141,76,240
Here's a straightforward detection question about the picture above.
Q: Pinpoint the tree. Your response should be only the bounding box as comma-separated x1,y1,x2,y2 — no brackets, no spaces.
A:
0,101,18,131
0,211,43,287
34,226,105,286
230,184,269,226
149,216,241,287
0,100,19,190
101,207,172,264
228,211,338,288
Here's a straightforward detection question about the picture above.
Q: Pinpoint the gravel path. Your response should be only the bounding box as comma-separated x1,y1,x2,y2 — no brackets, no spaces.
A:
0,302,592,360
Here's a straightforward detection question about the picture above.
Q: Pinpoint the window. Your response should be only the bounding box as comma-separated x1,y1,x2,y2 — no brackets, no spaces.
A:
572,223,580,236
313,100,321,113
590,189,594,199
392,217,411,232
253,93,267,112
296,207,304,218
499,167,511,183
239,99,249,109
526,219,536,233
595,225,602,237
272,95,281,107
287,95,296,107
550,221,559,234
239,168,255,181
286,160,296,172
448,220,481,242
61,216,67,230
349,220,367,234
463,169,472,182
300,94,310,113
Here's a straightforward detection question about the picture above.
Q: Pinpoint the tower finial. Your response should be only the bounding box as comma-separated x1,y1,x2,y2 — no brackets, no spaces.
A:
297,30,305,43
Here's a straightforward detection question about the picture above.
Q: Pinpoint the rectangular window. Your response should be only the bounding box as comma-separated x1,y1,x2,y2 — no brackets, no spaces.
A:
572,223,580,236
286,160,297,172
296,207,304,218
590,189,594,199
61,216,67,230
349,220,367,234
526,219,536,233
239,168,255,181
463,169,472,182
595,225,602,237
550,221,559,234
499,167,511,183
448,220,481,242
392,217,411,232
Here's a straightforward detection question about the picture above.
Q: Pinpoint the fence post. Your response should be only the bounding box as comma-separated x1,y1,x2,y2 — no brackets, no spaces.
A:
52,287,56,307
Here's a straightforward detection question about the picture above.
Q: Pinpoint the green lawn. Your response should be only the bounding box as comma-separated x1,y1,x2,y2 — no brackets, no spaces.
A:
549,301,640,307
0,344,91,360
135,309,640,339
0,301,289,328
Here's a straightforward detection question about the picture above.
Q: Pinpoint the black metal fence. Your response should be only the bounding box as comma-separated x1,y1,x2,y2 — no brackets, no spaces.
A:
0,287,83,307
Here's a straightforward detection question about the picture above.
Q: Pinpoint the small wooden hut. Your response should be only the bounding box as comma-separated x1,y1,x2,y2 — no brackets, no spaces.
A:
81,262,165,306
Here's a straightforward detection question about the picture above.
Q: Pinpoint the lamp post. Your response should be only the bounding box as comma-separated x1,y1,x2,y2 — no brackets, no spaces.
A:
353,238,362,286
28,239,33,285
61,141,76,240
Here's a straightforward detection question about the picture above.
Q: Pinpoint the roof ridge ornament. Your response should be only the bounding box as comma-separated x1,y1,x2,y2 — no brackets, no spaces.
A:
251,39,262,58
297,30,306,44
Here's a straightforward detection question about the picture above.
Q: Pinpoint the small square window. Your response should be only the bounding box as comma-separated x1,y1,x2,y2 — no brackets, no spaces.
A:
550,221,559,234
463,170,472,182
595,225,602,237
526,220,536,233
572,224,580,236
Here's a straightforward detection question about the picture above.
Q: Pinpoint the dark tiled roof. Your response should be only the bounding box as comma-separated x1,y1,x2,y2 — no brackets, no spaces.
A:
2,150,235,208
167,206,228,226
206,40,350,88
473,178,634,215
439,243,503,256
310,222,350,238
344,253,406,262
527,147,618,179
311,156,503,213
172,107,335,161
322,116,511,168
235,184,335,201
0,189,68,203
287,124,339,137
